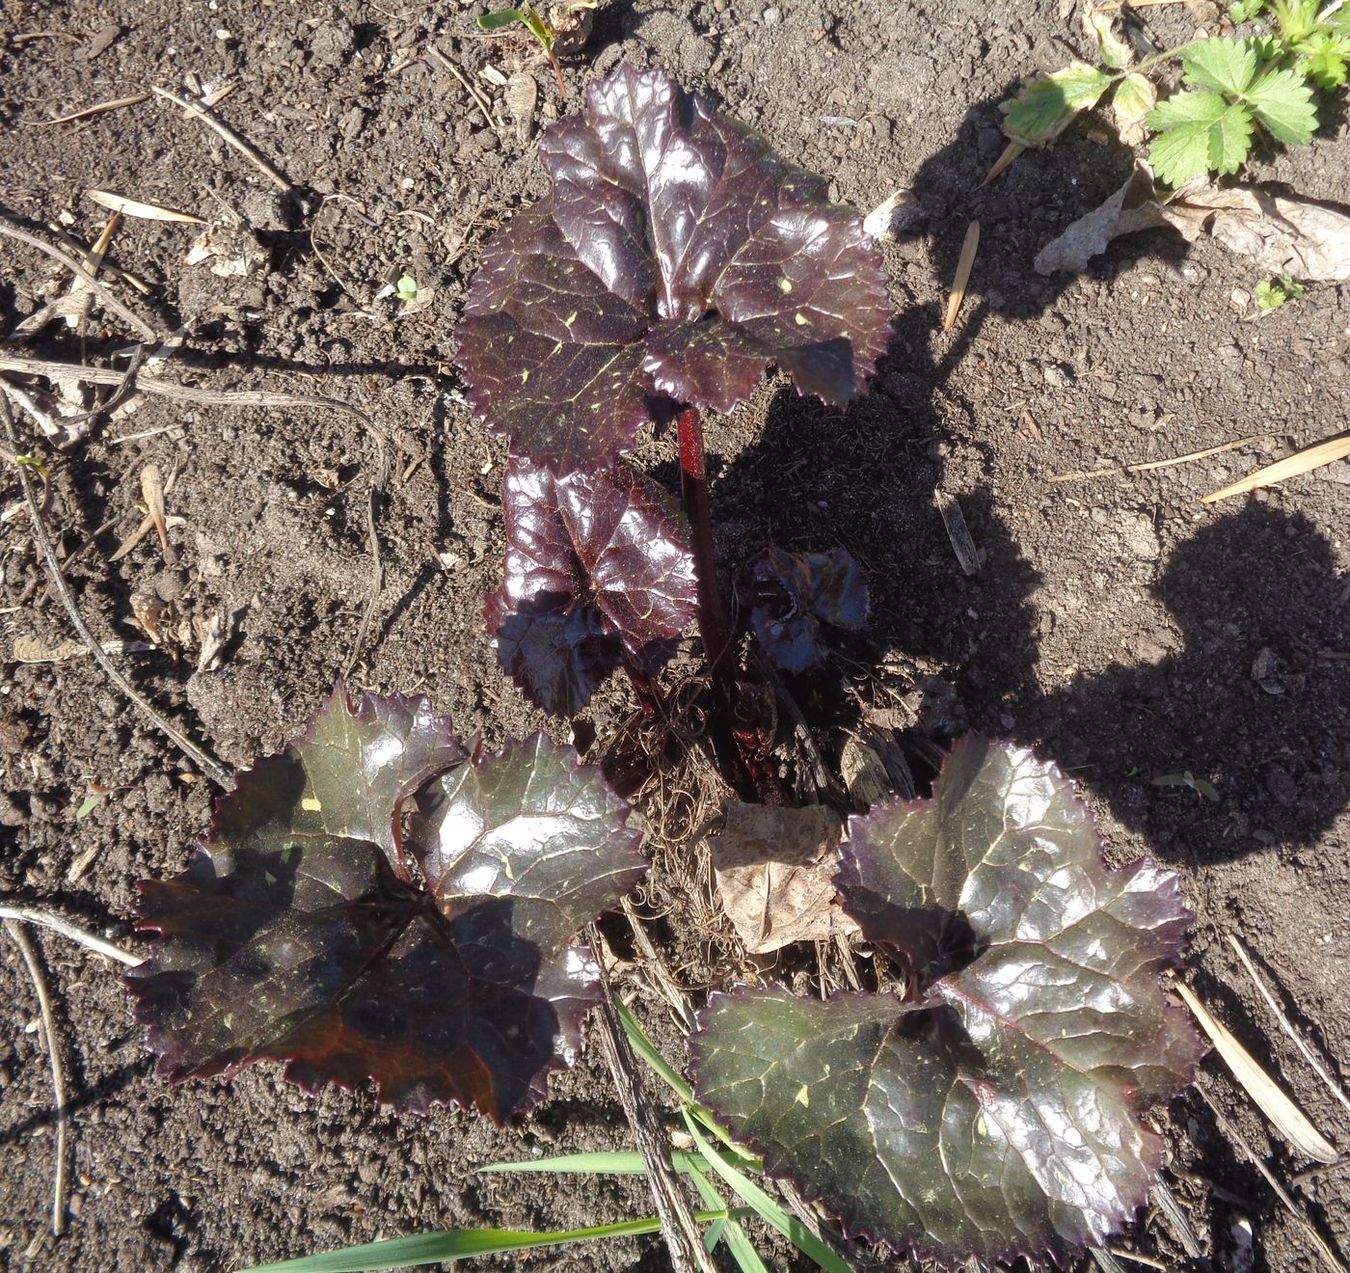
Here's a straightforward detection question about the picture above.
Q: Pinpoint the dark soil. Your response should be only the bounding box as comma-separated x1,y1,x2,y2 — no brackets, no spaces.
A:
1,0,1348,1270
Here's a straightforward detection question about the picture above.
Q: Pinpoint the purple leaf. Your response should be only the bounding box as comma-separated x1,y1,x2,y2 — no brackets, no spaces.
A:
747,546,869,672
456,64,891,472
127,688,646,1120
486,454,698,715
692,738,1202,1264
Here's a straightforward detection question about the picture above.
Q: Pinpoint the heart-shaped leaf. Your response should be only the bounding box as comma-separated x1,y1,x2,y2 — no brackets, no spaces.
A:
486,454,698,715
692,737,1201,1265
746,546,869,672
456,64,891,473
127,687,646,1120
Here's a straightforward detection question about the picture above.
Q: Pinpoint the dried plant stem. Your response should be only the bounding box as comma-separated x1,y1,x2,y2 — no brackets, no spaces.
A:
426,46,504,138
1048,433,1270,484
1195,1083,1348,1273
588,944,714,1273
0,219,157,341
1228,935,1350,1118
151,86,295,192
0,351,390,675
0,904,140,967
1,388,233,788
5,920,71,1236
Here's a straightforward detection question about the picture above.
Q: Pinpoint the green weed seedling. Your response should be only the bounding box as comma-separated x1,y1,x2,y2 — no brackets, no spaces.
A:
1254,272,1307,308
1000,0,1350,185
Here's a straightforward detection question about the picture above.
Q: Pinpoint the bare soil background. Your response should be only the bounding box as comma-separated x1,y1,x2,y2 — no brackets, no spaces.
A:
1,0,1347,1269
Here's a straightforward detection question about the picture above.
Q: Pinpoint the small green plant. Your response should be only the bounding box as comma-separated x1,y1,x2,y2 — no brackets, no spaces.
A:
1000,0,1350,185
239,1002,851,1273
476,0,597,95
1253,271,1307,307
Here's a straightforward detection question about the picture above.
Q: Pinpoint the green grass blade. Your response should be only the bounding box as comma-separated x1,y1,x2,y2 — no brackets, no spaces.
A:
477,1149,707,1176
684,1164,729,1252
614,998,695,1102
686,1159,771,1273
682,1113,855,1273
476,8,523,29
612,1001,762,1168
238,1209,750,1273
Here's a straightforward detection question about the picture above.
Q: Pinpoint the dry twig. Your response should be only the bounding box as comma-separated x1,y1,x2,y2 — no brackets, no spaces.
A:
0,904,139,967
1,387,233,787
1195,1083,1348,1273
151,86,295,192
427,45,505,138
0,218,157,341
5,920,71,1236
1228,934,1350,1118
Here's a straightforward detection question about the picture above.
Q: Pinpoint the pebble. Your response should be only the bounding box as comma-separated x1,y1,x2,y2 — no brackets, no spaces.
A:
762,5,781,22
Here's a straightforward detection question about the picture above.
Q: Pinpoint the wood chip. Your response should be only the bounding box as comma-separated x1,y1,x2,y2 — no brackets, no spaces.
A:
1173,978,1339,1164
943,220,980,332
1201,432,1350,503
86,189,205,224
505,70,538,145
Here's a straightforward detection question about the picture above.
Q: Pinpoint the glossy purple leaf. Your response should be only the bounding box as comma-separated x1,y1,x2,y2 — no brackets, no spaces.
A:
747,546,869,672
456,64,891,472
486,453,698,715
127,688,646,1120
692,738,1202,1265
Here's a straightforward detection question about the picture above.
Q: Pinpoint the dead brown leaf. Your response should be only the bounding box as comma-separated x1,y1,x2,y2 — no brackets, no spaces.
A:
708,802,858,953
1036,166,1350,280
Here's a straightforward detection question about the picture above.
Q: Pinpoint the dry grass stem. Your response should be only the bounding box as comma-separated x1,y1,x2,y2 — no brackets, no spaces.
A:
0,219,157,341
0,904,140,966
151,86,295,192
1202,431,1350,503
427,45,505,138
1049,433,1271,483
1228,935,1350,1118
34,93,149,126
1,388,234,787
1173,978,1338,1163
4,920,71,1236
1195,1083,1348,1273
943,221,980,332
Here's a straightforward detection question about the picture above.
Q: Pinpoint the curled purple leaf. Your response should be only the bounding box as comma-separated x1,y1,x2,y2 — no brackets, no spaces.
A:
127,689,646,1120
456,64,892,473
486,453,698,715
747,545,870,672
692,737,1202,1265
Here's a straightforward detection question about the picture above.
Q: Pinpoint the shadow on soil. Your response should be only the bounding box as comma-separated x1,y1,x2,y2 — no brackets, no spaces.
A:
719,98,1350,869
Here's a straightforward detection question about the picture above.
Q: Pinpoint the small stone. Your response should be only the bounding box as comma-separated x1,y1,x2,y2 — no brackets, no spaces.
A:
762,5,781,22
1041,362,1073,389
